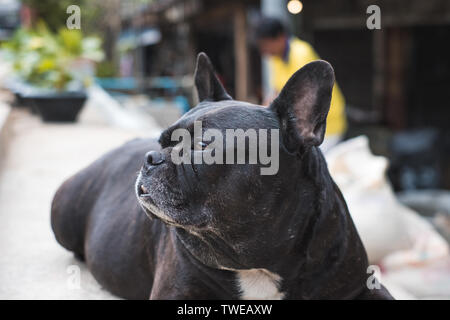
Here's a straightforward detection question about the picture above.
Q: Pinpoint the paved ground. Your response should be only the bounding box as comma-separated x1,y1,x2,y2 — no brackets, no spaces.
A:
0,107,158,299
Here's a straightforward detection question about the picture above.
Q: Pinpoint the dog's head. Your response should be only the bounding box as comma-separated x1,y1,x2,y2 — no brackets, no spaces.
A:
136,53,335,270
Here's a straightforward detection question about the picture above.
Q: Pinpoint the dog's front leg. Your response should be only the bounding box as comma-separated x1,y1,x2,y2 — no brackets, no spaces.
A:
149,258,227,300
149,236,237,300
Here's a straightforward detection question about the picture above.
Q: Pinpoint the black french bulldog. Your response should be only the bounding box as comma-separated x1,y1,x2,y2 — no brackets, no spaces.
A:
51,53,393,300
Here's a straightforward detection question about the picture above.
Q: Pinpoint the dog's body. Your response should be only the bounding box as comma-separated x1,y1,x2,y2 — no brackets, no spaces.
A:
51,54,393,299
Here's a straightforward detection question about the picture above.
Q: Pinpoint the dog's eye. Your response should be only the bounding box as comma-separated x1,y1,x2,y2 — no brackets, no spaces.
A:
194,140,209,150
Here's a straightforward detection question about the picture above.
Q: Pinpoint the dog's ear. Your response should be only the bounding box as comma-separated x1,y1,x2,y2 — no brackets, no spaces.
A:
270,60,335,152
194,52,232,102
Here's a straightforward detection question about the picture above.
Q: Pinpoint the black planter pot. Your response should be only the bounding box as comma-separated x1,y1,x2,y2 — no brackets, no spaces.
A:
15,93,38,111
5,79,35,108
28,92,87,122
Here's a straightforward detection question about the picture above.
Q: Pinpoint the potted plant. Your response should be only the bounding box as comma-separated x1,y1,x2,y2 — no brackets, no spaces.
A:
1,23,104,121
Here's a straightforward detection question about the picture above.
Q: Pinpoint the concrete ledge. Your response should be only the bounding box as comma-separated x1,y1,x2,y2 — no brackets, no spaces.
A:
0,100,12,166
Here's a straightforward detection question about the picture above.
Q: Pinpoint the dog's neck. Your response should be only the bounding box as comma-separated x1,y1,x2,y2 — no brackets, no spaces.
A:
269,147,370,299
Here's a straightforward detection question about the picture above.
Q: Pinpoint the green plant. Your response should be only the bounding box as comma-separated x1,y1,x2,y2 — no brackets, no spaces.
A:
2,22,104,90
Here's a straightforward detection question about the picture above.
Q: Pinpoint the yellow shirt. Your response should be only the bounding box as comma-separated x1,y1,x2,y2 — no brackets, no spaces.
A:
268,37,346,136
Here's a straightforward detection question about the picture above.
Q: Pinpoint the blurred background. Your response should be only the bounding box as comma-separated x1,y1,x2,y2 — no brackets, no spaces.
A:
0,0,449,299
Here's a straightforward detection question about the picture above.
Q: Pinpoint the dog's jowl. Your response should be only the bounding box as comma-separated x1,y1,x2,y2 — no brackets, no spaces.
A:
51,53,393,300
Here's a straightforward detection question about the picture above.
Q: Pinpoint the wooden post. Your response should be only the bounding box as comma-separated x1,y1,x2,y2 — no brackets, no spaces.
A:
385,28,410,130
233,4,249,101
372,29,385,122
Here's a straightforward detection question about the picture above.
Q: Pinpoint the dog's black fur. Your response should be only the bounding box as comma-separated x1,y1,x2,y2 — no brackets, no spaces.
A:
51,53,393,300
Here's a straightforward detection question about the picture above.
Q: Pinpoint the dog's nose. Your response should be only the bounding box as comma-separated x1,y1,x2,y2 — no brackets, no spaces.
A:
145,150,164,166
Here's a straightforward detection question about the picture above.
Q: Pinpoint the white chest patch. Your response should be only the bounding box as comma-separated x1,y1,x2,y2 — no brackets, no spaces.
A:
237,269,285,300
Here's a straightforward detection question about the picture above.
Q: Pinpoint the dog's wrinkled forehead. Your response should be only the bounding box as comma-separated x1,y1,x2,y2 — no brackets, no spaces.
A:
170,100,279,132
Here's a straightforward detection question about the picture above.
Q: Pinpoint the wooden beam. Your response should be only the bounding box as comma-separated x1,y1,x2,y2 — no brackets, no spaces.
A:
233,4,249,101
385,28,410,130
372,29,385,121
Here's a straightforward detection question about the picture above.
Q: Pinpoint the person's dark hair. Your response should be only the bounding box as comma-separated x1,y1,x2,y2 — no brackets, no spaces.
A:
255,16,287,40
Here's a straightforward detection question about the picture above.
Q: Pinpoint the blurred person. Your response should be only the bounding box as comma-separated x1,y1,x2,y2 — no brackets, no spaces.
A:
256,16,347,151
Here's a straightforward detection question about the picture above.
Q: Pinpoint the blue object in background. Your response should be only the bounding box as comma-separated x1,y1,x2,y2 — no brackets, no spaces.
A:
94,77,137,91
174,96,190,114
94,77,191,114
